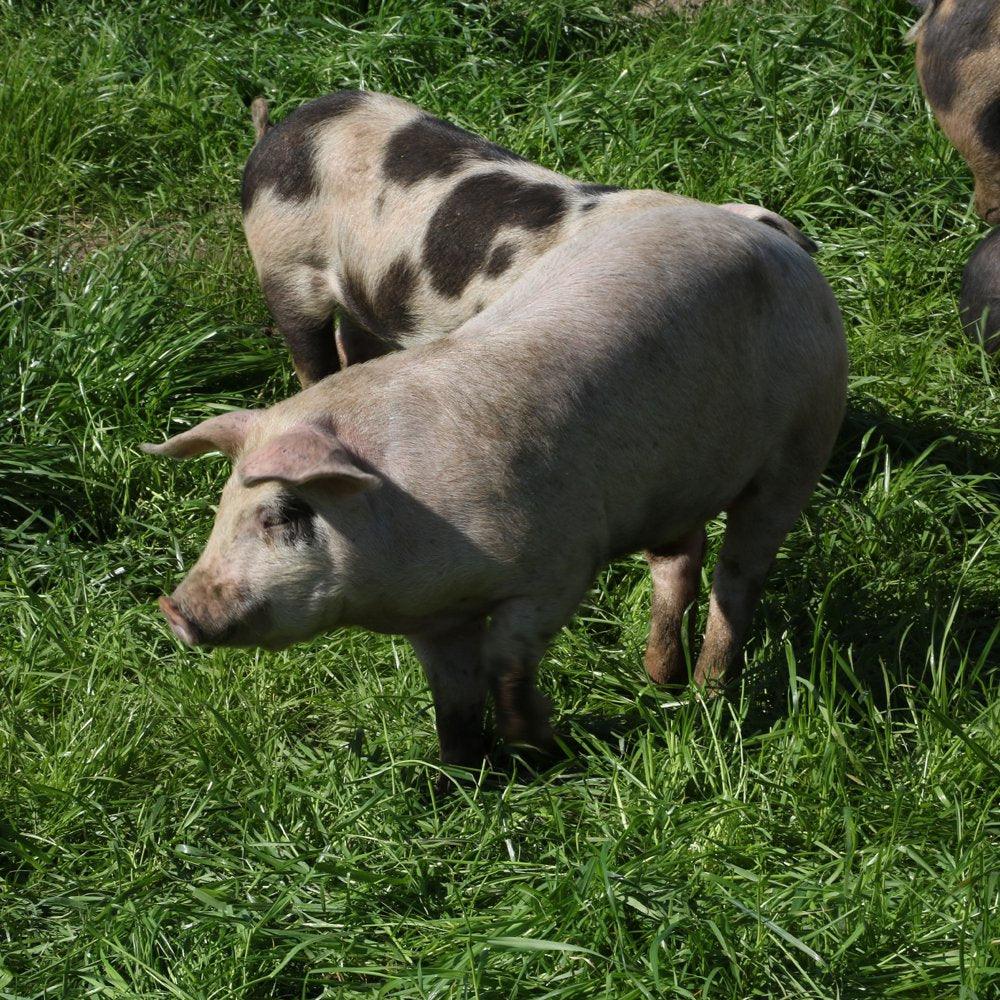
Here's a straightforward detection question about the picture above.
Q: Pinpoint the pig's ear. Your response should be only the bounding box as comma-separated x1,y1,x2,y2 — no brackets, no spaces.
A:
720,203,819,255
239,425,379,494
141,410,257,460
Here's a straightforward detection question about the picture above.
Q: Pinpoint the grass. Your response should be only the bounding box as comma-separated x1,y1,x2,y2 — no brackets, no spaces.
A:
1,0,998,996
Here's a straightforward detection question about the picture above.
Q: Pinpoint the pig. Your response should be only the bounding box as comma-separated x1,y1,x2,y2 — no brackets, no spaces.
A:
146,203,847,781
242,90,818,386
908,0,1000,223
960,226,1000,352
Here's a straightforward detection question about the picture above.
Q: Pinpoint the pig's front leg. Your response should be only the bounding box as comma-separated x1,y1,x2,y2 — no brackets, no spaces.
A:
491,665,554,750
482,600,564,753
408,621,490,781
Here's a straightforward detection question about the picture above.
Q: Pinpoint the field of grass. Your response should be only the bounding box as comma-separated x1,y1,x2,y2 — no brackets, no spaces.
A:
2,0,999,996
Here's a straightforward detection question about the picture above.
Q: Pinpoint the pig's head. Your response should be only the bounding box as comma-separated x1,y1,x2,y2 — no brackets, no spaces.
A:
909,0,1000,223
143,410,379,650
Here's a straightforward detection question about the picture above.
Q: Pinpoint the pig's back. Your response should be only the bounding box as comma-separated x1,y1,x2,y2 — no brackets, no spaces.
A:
293,204,845,584
242,92,687,352
433,206,840,553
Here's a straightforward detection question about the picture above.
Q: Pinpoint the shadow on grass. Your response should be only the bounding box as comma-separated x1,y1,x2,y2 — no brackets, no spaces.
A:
838,397,999,490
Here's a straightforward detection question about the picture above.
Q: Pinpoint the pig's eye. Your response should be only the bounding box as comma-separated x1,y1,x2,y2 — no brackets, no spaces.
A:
259,495,315,538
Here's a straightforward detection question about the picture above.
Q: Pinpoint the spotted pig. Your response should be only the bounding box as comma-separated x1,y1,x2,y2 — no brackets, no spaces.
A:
909,0,1000,222
242,90,818,385
147,203,847,782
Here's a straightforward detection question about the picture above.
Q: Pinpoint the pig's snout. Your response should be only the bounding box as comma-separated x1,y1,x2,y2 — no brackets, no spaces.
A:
158,595,201,647
157,580,272,648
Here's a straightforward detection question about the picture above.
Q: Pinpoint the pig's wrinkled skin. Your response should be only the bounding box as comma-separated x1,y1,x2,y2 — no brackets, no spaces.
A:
146,204,847,778
960,227,1000,352
242,90,818,386
909,0,1000,223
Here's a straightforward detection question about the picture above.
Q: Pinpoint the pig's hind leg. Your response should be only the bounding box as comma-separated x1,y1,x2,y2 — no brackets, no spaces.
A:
643,528,707,686
409,621,491,779
694,462,826,690
260,270,340,387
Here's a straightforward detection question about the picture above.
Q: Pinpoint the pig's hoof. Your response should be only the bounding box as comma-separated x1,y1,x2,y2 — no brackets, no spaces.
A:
432,768,488,799
645,667,690,692
494,729,573,785
433,771,458,797
431,754,490,797
501,723,557,756
692,668,737,699
644,648,691,689
502,724,568,764
498,690,555,747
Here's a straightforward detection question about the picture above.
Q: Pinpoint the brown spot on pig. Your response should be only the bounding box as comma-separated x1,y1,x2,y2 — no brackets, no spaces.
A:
485,241,517,278
577,183,621,196
241,90,368,212
423,171,567,298
340,255,419,341
913,0,994,110
381,113,523,187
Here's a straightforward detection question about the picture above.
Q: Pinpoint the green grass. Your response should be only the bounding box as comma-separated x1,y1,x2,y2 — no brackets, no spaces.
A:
1,0,998,996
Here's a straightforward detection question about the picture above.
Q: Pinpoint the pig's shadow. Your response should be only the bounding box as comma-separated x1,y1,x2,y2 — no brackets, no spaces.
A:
838,397,999,501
